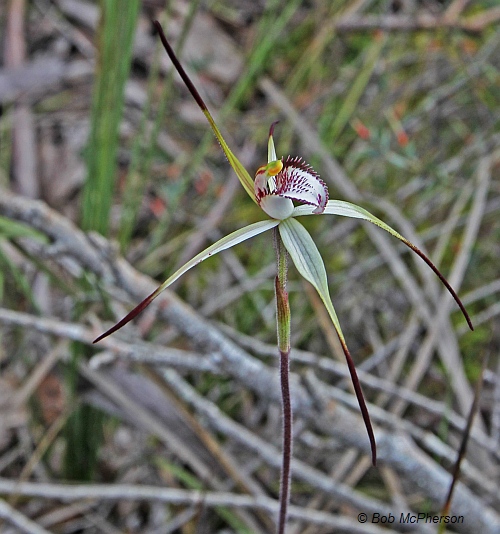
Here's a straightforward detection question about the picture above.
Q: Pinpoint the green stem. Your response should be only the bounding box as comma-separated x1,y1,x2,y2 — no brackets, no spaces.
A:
274,228,292,534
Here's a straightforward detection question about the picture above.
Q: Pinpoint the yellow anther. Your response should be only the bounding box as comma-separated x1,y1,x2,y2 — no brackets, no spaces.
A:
266,160,283,176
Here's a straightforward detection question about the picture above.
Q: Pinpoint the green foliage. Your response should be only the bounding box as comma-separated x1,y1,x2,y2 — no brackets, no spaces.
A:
63,402,105,481
0,216,48,242
81,0,141,235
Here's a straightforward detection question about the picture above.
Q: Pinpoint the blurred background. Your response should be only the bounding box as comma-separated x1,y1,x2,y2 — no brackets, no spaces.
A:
0,0,499,532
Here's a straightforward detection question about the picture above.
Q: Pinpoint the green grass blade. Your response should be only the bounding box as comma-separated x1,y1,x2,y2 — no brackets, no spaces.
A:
118,3,202,251
321,34,385,146
81,0,141,235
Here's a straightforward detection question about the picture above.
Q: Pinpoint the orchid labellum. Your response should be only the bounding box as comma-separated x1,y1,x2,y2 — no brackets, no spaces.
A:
94,20,473,534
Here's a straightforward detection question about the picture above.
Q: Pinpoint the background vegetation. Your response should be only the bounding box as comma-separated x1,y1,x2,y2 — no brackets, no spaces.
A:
0,0,499,532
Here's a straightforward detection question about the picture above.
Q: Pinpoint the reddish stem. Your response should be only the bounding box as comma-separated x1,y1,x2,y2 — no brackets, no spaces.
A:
278,348,292,534
274,228,292,533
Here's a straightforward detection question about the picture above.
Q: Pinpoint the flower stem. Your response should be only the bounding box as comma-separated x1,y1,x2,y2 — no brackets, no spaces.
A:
274,228,292,534
278,347,292,534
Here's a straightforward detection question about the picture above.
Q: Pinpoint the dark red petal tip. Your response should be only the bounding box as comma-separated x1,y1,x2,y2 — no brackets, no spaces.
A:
153,20,208,112
93,288,160,343
339,339,377,466
402,239,474,331
269,120,280,138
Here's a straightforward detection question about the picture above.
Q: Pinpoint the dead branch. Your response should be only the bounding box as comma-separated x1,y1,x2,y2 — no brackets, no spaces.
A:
1,190,499,532
335,9,500,34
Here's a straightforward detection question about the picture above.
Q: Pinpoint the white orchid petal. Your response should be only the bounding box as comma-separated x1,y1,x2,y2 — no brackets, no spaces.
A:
254,172,269,199
291,205,317,217
293,200,380,219
157,219,279,291
295,199,409,239
268,133,277,163
256,157,329,217
94,219,279,343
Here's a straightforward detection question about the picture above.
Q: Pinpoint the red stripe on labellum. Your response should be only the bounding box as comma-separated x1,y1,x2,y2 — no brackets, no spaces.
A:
281,156,321,180
274,157,329,213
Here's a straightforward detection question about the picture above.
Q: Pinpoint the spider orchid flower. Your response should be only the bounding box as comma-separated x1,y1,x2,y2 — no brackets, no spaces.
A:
254,121,328,220
94,22,473,471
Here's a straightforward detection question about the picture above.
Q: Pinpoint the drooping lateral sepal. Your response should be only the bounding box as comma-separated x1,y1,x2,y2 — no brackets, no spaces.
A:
278,217,376,465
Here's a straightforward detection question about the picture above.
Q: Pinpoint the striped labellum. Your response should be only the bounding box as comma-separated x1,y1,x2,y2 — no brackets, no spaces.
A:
254,124,328,220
